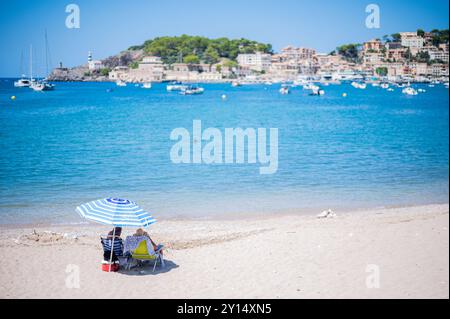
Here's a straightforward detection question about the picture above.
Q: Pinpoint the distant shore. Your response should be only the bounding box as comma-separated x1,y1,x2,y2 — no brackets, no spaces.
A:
0,203,448,298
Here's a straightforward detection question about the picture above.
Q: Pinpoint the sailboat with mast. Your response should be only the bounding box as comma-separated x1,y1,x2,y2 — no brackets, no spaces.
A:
30,31,55,91
14,51,32,87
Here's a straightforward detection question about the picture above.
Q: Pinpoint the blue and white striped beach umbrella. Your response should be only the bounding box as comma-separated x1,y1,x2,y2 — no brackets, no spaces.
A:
76,197,157,228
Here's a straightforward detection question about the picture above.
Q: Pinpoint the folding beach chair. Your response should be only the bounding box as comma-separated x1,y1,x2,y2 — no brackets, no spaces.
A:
130,239,165,272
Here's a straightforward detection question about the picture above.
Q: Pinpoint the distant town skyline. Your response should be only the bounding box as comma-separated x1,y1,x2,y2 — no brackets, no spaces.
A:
0,0,448,77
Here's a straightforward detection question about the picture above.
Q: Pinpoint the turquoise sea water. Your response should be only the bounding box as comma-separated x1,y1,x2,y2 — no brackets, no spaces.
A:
0,79,448,224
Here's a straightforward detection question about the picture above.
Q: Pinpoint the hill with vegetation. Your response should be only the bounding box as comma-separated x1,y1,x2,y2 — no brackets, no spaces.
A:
128,35,273,65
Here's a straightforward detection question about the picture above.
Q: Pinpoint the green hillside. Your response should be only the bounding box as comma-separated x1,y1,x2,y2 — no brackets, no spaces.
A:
129,35,273,65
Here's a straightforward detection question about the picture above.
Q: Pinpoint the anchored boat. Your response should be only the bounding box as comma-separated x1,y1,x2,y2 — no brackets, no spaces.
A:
167,81,187,91
180,85,204,95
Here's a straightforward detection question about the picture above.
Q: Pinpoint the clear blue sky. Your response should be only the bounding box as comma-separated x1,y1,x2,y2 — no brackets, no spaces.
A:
0,0,448,77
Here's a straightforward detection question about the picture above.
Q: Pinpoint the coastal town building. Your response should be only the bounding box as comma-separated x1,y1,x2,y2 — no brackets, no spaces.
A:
431,63,449,77
400,32,424,54
108,66,129,81
237,52,272,72
269,61,300,79
363,52,385,65
267,45,318,77
408,62,430,76
386,47,407,62
127,56,164,82
439,43,449,52
429,50,449,63
163,62,223,82
280,46,316,62
363,39,383,52
377,62,405,77
423,32,434,46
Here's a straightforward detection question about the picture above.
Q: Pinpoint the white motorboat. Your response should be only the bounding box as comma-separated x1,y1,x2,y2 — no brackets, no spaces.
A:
142,82,152,89
402,87,418,95
380,83,389,89
167,81,187,91
351,82,367,89
180,85,204,95
14,77,31,87
116,80,127,87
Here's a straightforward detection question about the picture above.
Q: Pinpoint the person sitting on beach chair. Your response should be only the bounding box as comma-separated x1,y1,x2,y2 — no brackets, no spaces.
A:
100,227,124,262
134,228,164,256
123,228,164,271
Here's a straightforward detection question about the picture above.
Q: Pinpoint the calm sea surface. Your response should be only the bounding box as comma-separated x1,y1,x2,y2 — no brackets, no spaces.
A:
0,80,448,224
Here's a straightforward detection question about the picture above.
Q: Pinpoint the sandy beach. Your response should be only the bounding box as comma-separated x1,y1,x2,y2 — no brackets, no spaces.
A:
0,204,448,299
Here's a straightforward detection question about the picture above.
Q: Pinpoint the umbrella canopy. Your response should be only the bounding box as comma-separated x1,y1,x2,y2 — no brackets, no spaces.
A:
76,197,156,228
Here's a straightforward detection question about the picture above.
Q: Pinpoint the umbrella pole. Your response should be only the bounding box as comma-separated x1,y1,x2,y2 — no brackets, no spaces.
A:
109,227,116,272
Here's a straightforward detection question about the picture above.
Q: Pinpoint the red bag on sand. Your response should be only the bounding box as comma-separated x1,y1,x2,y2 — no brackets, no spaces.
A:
101,262,119,272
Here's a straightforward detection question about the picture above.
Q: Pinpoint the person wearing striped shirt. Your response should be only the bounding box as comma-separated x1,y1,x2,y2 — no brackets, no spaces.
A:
101,227,124,262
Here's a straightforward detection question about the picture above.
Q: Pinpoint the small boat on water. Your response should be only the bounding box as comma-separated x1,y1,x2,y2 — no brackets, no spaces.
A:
310,86,325,96
302,83,313,90
231,81,241,87
14,77,31,87
116,80,127,87
351,81,367,89
380,83,389,89
142,82,152,89
180,85,204,95
279,87,290,95
167,81,187,91
30,80,54,91
402,87,418,95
